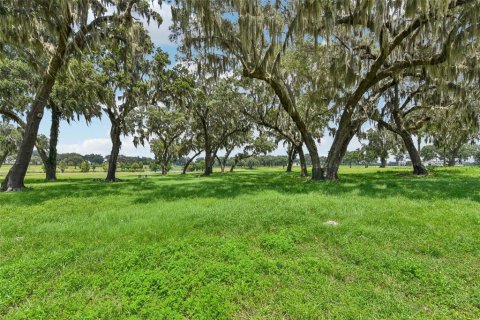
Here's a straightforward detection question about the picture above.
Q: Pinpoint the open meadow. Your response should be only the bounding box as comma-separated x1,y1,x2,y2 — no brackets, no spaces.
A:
1,166,479,319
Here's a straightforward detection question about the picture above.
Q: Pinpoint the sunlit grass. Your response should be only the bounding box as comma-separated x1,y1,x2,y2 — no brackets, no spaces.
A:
1,166,479,319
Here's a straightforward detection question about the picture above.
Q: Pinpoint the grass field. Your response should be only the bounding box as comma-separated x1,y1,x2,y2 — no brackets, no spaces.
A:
1,166,479,319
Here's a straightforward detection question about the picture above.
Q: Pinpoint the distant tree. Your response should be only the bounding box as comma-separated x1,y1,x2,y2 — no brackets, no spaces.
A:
83,154,105,166
0,123,22,167
358,128,399,168
343,150,363,168
149,162,159,172
230,134,276,172
58,160,68,173
474,146,480,164
58,153,84,169
188,76,251,176
458,145,478,164
131,162,140,171
420,145,439,162
79,161,90,173
147,108,189,175
427,107,479,166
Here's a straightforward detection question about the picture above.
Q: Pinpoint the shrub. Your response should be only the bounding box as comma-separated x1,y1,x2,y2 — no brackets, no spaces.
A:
149,162,159,172
79,160,90,173
59,160,68,173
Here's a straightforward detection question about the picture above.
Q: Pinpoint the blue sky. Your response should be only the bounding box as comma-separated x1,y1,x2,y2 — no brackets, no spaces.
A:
38,3,362,158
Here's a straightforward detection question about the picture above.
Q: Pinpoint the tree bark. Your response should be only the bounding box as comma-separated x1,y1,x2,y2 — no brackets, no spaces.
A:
1,32,69,192
204,148,213,176
230,158,239,172
447,146,461,167
45,104,61,181
400,132,427,175
380,156,387,168
286,145,296,173
296,145,308,177
325,109,359,180
106,120,122,182
182,151,202,174
219,147,233,173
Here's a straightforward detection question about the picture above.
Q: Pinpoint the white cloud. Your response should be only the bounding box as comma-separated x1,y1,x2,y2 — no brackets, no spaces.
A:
58,136,153,157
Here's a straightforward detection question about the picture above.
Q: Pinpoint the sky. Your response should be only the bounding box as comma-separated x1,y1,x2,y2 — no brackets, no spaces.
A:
38,3,363,158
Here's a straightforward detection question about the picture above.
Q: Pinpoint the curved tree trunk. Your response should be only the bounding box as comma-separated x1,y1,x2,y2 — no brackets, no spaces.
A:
45,105,61,181
400,132,427,175
218,147,233,174
182,151,202,174
1,35,68,191
325,109,359,180
296,145,308,177
106,120,122,182
249,73,324,180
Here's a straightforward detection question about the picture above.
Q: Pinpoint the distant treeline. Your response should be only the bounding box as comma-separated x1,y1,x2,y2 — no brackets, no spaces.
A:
27,152,154,168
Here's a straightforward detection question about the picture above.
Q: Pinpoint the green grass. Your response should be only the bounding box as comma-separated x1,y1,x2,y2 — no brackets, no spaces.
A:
1,166,479,319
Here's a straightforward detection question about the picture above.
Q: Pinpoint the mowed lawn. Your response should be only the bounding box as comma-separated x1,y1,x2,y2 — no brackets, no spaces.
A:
0,166,479,319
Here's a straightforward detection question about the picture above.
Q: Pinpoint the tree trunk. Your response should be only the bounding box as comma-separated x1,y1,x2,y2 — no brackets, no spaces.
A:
325,110,359,180
380,157,387,168
448,155,456,167
45,105,61,181
219,148,233,174
161,165,168,175
400,132,427,175
219,157,225,173
250,73,324,180
204,148,213,176
35,144,49,172
230,158,239,172
417,136,422,151
182,151,201,174
0,151,8,168
106,120,122,182
1,35,68,191
296,145,308,177
447,146,461,167
286,145,296,173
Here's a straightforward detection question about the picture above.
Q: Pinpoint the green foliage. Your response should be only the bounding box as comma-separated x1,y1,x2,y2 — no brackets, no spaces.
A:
421,145,438,162
0,123,22,164
1,167,480,318
79,160,90,173
130,162,144,171
58,160,68,173
148,162,159,172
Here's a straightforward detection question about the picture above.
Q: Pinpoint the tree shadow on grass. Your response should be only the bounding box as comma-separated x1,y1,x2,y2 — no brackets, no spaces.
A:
131,169,480,204
0,169,479,209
